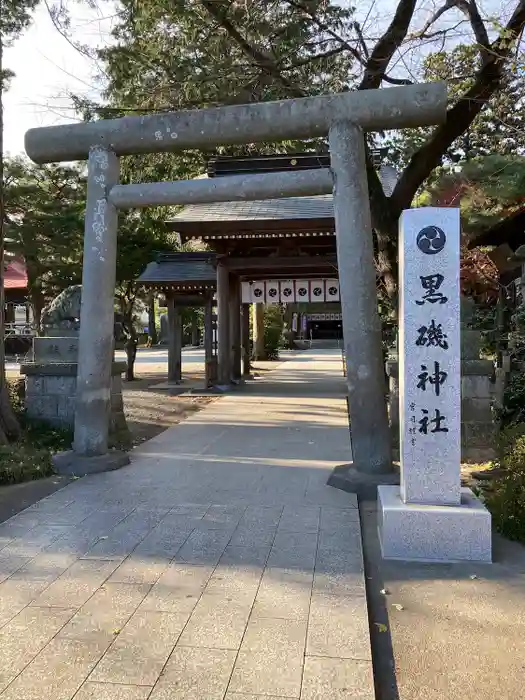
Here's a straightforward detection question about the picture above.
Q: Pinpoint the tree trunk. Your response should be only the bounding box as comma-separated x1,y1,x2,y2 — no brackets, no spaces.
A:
31,296,45,335
120,296,138,382
0,36,20,444
125,334,137,381
147,291,157,346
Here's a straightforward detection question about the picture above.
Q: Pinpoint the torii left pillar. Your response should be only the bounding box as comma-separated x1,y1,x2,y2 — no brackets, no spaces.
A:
54,146,129,475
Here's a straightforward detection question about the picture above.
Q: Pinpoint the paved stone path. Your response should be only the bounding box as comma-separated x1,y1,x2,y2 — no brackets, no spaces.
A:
0,350,374,699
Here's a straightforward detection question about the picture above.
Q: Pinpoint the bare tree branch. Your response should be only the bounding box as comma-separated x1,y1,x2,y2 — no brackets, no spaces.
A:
359,0,417,90
354,21,369,59
382,74,413,85
456,0,491,63
406,18,469,43
285,0,366,68
406,0,458,41
285,0,412,84
391,0,525,215
284,46,346,70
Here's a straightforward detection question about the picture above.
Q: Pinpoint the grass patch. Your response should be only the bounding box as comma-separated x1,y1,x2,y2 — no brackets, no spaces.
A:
1,380,73,486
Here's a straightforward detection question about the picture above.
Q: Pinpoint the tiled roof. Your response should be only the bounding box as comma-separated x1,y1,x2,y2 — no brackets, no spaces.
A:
137,253,216,284
169,166,398,225
171,194,334,223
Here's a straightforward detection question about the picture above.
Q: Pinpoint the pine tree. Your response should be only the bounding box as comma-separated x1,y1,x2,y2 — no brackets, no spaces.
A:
4,158,86,327
1,0,40,444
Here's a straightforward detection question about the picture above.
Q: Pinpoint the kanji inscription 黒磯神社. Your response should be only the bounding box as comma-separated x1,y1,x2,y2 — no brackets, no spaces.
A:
399,208,461,506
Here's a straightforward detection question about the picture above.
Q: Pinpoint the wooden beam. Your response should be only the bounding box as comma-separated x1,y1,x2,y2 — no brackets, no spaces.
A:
173,218,336,237
224,256,337,271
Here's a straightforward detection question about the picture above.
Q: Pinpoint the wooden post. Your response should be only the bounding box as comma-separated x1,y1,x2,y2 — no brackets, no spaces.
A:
204,294,214,387
217,261,231,385
230,275,242,381
167,296,182,383
242,303,251,376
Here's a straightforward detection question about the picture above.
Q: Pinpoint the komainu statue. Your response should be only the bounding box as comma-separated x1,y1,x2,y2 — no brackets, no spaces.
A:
40,285,82,335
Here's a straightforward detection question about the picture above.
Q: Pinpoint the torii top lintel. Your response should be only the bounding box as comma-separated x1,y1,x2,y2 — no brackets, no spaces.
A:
25,82,447,165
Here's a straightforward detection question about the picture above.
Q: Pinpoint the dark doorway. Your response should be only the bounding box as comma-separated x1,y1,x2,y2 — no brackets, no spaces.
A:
309,320,343,340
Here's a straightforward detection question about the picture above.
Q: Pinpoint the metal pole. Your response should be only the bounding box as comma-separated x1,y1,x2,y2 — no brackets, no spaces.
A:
230,275,242,381
329,121,392,474
73,146,119,456
167,297,182,382
217,262,231,386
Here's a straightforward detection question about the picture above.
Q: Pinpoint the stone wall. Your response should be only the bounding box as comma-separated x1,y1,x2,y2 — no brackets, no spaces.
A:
21,335,130,448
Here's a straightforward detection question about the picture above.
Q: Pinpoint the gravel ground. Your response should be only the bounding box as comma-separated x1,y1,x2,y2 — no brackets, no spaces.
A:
121,359,285,447
122,372,215,446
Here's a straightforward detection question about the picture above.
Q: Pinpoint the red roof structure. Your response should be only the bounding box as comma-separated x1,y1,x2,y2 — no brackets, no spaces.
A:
4,259,28,289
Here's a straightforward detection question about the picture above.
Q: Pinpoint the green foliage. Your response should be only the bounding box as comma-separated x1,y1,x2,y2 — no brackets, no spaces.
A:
452,156,525,233
1,0,38,44
3,156,176,341
485,424,525,543
497,373,525,428
385,44,525,179
115,210,176,345
1,380,72,485
3,157,86,322
470,304,498,357
496,306,525,429
69,0,357,189
264,305,284,360
55,1,525,313
100,0,354,110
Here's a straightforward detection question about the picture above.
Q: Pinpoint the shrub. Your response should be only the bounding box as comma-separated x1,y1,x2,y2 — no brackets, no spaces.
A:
2,378,73,485
485,424,525,543
264,305,284,360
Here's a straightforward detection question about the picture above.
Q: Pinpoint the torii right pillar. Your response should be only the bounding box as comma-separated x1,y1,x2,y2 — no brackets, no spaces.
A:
329,121,392,475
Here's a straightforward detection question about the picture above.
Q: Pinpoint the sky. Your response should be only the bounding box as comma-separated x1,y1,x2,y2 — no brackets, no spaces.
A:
3,2,117,156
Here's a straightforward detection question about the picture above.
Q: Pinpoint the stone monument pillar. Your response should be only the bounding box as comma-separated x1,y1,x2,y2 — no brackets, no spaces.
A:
386,298,496,463
378,207,491,562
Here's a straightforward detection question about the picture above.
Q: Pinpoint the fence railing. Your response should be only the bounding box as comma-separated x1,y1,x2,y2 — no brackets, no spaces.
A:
4,323,36,337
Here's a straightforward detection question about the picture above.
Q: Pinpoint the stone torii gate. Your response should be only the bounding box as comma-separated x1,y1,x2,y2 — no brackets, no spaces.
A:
24,83,447,475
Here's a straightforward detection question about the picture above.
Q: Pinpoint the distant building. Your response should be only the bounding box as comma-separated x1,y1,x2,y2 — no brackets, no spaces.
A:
4,258,31,326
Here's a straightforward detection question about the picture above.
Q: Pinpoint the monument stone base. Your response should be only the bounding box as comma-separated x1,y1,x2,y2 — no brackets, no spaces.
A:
378,485,492,563
328,463,400,499
52,449,130,476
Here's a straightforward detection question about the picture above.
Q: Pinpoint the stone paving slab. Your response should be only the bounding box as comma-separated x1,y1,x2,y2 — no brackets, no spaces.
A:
0,351,373,699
